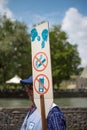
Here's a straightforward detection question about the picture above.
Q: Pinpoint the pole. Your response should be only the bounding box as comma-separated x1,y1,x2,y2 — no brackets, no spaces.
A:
40,94,47,130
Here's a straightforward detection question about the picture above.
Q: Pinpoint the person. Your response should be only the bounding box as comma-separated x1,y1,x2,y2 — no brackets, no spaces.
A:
20,76,66,130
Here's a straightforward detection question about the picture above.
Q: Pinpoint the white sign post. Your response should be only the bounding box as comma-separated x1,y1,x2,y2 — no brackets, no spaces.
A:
31,22,53,130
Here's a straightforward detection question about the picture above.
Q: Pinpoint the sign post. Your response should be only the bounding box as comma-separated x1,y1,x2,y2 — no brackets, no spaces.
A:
40,95,47,130
31,22,53,130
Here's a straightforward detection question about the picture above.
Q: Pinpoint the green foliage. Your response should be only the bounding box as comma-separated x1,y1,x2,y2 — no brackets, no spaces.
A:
0,16,81,90
50,25,81,87
59,85,67,90
0,15,32,83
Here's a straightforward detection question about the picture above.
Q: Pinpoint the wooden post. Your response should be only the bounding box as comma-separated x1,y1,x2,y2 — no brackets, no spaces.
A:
40,95,47,130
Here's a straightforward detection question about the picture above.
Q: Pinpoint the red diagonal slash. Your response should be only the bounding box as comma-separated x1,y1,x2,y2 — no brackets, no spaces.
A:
35,56,46,68
36,77,48,91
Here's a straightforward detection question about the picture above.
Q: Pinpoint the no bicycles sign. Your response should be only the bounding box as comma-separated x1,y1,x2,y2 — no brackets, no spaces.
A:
31,22,53,116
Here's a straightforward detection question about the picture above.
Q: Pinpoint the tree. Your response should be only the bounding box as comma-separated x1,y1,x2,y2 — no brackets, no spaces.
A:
0,16,81,89
0,15,32,83
49,25,81,87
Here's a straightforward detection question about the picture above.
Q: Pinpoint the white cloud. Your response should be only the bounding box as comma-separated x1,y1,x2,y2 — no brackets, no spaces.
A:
0,0,14,19
62,7,87,67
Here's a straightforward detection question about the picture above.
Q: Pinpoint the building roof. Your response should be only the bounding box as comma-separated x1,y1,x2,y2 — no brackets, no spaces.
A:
80,66,87,78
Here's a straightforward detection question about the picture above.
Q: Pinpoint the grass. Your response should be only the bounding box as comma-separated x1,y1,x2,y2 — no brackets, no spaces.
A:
54,84,67,90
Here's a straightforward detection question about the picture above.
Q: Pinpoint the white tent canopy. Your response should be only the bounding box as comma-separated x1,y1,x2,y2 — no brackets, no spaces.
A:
6,75,22,84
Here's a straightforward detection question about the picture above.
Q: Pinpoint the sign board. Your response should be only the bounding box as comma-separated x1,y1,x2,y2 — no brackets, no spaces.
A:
31,22,53,117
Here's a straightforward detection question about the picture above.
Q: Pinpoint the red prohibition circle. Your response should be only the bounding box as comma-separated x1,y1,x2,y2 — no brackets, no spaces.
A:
34,74,50,95
33,52,48,72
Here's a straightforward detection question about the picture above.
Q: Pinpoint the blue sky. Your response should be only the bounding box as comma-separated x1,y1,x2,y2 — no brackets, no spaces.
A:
0,0,87,67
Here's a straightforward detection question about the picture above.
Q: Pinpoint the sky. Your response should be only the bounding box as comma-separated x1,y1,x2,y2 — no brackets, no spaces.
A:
0,0,87,67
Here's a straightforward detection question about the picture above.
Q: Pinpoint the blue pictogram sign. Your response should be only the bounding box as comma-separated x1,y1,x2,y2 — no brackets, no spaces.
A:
31,28,48,49
38,77,44,92
34,74,50,95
